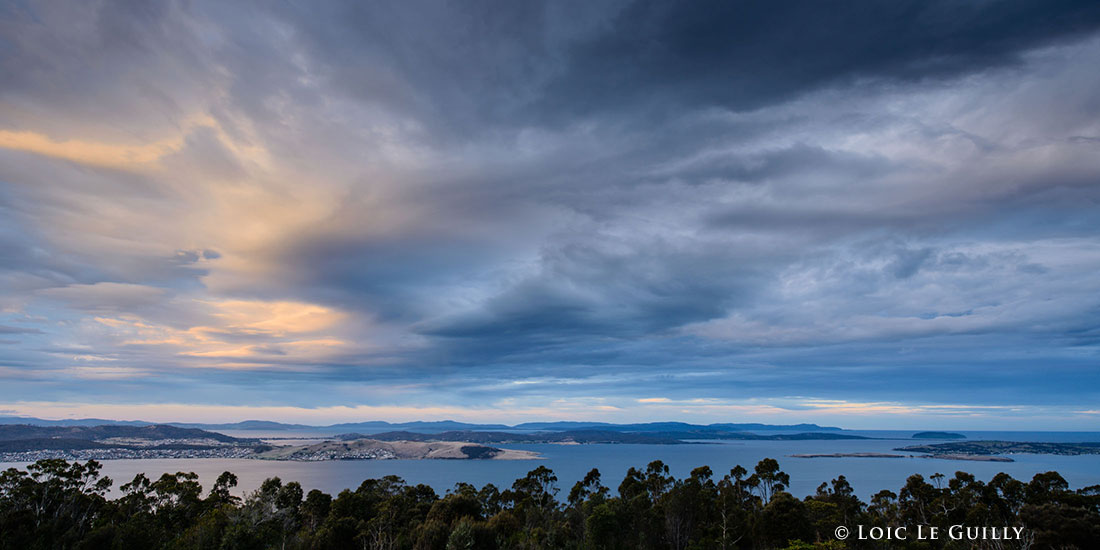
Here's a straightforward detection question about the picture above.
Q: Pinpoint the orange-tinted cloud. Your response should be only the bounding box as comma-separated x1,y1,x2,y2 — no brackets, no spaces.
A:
0,129,181,168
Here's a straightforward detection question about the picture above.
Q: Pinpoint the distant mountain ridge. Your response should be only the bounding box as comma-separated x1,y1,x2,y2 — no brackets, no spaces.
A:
0,424,253,454
0,424,244,443
0,417,153,427
338,430,686,445
513,422,843,433
0,416,842,434
337,429,867,445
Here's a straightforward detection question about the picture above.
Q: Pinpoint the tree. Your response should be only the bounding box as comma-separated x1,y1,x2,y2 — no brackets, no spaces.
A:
759,492,813,548
207,471,241,507
748,458,789,504
715,465,753,550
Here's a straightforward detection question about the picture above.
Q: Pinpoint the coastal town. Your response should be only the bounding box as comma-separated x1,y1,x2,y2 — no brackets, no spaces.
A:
0,445,261,463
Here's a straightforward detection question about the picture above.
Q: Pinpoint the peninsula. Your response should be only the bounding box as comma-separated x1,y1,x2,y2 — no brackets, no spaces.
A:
790,452,1013,462
253,438,539,461
0,424,538,462
898,441,1100,456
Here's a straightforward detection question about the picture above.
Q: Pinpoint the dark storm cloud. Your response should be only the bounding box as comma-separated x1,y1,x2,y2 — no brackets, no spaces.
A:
543,0,1100,118
255,0,614,138
415,237,773,355
254,0,1100,136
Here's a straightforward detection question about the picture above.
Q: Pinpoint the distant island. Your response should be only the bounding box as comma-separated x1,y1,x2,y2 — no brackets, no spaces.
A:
791,452,1013,462
911,431,966,439
792,439,1100,463
791,452,906,459
898,440,1100,457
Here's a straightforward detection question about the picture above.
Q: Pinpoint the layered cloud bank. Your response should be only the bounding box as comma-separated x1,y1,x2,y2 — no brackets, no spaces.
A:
1,1,1099,428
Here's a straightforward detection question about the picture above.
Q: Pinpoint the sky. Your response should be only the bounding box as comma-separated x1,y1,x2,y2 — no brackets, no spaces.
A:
1,1,1099,430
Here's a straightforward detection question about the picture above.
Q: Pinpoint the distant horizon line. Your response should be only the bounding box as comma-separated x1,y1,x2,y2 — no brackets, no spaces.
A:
1,414,1097,433
0,414,841,429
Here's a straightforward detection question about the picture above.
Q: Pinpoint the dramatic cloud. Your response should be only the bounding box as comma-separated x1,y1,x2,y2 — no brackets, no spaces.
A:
0,0,1098,428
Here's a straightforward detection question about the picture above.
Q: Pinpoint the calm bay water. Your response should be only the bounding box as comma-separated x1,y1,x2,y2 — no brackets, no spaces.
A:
4,431,1098,501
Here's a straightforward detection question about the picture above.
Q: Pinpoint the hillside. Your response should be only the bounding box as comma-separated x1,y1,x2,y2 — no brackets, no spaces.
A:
0,424,244,443
254,439,539,461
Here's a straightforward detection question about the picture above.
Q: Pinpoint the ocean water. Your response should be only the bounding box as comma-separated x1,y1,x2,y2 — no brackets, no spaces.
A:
3,431,1098,501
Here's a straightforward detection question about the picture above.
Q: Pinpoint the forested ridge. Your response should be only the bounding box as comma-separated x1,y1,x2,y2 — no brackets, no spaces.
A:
1,458,1097,550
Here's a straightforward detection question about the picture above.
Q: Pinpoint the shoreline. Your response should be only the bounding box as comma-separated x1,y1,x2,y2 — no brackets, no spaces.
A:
252,439,544,461
791,452,1014,462
0,440,545,462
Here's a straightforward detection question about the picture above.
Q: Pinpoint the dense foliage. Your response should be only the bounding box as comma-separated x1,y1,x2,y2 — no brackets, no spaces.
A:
0,458,1097,549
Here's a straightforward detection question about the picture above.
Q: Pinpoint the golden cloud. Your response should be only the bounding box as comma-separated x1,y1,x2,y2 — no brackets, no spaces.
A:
0,129,181,168
90,298,352,368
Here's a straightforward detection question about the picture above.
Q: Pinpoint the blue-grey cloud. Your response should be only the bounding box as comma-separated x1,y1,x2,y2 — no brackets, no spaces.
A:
0,0,1098,428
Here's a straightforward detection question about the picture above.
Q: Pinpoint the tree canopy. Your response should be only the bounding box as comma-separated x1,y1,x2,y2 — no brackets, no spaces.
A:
0,458,1095,549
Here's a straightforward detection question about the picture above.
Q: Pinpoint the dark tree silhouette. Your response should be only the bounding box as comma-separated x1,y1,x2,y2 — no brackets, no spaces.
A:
0,457,1095,550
